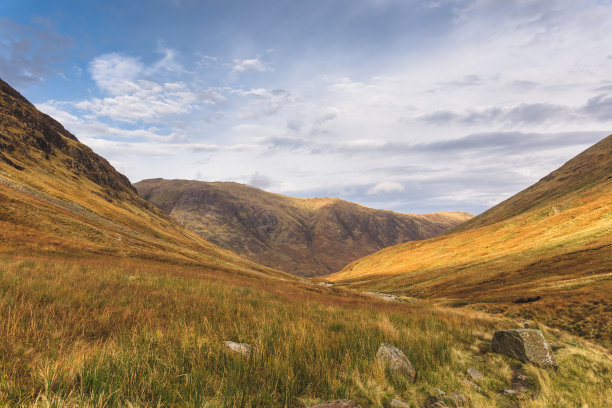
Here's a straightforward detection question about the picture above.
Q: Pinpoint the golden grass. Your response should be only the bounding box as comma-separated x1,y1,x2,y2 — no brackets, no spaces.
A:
0,255,610,407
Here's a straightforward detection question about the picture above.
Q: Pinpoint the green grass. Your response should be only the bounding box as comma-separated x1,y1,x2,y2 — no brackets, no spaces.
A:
0,256,610,407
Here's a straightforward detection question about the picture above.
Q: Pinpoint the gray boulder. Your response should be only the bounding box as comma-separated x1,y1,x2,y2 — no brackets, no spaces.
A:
390,400,409,408
467,368,484,381
491,329,557,368
376,343,416,382
309,401,360,408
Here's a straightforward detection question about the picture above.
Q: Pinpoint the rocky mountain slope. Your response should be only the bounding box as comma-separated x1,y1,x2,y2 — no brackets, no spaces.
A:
327,135,612,345
0,77,287,279
135,179,473,276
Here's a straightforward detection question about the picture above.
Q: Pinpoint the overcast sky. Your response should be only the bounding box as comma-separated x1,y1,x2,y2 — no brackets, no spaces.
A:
2,0,611,214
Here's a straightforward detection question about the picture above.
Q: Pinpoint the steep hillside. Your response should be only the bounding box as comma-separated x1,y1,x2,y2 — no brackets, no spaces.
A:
328,135,612,345
135,179,473,276
0,78,287,279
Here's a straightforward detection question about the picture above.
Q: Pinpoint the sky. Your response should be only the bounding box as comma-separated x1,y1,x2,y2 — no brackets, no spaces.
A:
1,0,611,214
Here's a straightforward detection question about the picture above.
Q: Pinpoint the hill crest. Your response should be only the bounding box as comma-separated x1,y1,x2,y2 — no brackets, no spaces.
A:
135,178,473,276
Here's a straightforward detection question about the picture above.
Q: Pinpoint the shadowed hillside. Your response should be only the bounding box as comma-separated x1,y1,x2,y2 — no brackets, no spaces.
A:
328,135,612,345
135,179,473,276
0,78,286,279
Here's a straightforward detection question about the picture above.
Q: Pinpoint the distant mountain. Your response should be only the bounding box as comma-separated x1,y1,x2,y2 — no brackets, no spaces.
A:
328,134,612,345
135,179,473,276
0,77,286,279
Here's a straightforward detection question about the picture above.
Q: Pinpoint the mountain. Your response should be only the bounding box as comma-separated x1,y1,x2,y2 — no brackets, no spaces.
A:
328,135,612,345
1,78,611,407
134,178,473,276
0,77,287,279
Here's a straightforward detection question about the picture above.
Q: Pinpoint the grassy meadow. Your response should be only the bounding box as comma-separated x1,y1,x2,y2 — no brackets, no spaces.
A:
0,255,610,408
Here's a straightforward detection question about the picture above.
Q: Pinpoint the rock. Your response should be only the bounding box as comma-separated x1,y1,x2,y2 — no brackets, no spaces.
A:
515,373,528,382
447,392,467,407
424,401,448,408
376,343,416,382
502,389,520,395
463,379,482,391
467,367,484,381
309,401,360,408
522,321,534,328
491,329,557,368
223,341,252,357
390,399,409,408
422,396,447,408
433,387,446,396
365,292,399,302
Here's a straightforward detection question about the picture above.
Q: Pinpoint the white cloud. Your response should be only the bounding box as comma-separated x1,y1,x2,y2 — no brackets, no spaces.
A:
89,53,144,95
232,58,270,72
367,181,405,195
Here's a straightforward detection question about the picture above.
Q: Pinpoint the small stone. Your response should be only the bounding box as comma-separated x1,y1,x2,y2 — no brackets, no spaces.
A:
390,399,409,408
463,379,482,391
447,392,467,407
502,389,520,395
425,402,448,408
376,343,416,382
467,368,484,381
309,401,360,408
515,373,528,382
491,329,557,368
522,321,534,328
433,387,447,396
223,341,251,357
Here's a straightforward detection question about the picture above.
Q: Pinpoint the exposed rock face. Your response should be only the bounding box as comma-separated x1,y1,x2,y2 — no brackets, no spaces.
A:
0,78,135,198
390,399,409,407
223,341,252,357
491,329,557,368
375,343,416,382
135,178,473,277
309,401,360,408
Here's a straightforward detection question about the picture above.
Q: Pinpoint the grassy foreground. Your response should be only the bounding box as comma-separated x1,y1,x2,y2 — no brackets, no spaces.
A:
0,256,610,408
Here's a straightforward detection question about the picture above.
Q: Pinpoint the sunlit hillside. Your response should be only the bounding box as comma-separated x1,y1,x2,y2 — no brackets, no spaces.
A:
328,135,612,346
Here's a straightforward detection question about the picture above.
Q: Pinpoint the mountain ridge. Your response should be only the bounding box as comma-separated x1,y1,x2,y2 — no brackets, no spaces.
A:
135,178,473,276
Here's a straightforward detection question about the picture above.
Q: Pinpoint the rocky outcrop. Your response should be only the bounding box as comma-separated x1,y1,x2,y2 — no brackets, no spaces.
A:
0,78,135,198
491,329,557,368
376,343,416,382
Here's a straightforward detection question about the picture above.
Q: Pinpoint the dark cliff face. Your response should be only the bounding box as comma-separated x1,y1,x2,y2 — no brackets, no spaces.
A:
135,179,473,277
0,78,135,197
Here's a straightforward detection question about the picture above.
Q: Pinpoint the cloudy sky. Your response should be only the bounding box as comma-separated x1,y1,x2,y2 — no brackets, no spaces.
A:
2,0,611,214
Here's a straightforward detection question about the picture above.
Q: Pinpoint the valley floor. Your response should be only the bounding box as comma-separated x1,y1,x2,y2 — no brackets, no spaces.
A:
0,255,610,407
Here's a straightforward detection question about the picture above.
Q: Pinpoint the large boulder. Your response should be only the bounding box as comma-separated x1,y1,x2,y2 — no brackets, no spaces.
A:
309,401,360,408
491,329,557,368
376,343,416,382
